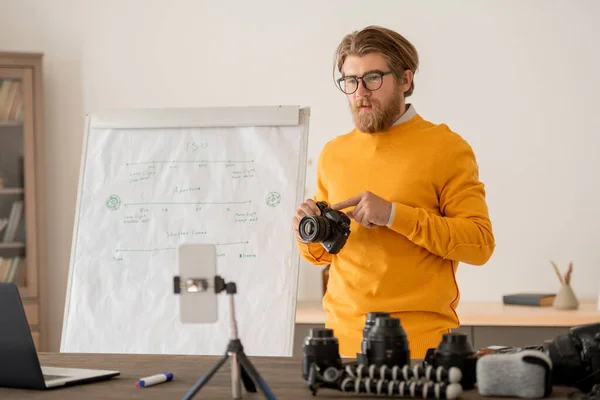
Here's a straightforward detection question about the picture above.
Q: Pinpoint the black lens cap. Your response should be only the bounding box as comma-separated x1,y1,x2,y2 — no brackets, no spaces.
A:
441,333,468,345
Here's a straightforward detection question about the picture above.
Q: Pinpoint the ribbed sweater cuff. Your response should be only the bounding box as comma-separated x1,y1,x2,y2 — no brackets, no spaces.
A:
388,202,419,237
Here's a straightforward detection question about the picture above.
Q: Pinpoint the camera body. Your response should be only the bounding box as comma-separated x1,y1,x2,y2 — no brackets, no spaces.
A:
534,322,600,393
298,201,351,254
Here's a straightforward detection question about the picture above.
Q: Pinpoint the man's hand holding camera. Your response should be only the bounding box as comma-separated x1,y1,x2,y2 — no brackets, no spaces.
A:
291,198,321,237
291,191,391,254
332,191,392,228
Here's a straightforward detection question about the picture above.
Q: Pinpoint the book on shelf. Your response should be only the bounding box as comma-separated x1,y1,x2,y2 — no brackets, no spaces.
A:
0,217,8,235
2,200,23,242
0,256,23,284
502,293,556,307
0,79,24,122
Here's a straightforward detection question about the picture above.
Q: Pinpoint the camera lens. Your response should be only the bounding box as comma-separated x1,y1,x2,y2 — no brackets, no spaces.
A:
436,332,474,357
366,316,410,368
298,215,331,243
362,312,390,353
301,328,342,380
431,333,477,390
357,312,391,366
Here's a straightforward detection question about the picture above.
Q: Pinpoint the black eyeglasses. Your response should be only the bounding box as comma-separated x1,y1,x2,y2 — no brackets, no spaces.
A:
336,71,393,94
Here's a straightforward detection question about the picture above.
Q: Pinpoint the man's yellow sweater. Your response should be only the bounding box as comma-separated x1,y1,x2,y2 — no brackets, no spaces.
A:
297,110,495,359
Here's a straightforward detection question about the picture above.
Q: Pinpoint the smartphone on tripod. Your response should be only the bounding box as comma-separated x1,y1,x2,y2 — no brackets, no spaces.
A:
175,243,276,400
177,243,218,324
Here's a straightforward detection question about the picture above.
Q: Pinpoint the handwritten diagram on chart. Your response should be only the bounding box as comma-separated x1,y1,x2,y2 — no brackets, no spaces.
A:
62,123,306,357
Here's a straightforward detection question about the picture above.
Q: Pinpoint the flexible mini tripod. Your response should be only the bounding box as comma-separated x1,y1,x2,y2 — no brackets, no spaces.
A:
174,275,276,400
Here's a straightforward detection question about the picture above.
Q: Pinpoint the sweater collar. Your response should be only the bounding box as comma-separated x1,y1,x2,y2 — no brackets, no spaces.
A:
392,103,416,126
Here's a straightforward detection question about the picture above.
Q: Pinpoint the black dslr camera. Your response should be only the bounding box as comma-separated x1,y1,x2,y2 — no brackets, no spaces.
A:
298,201,351,254
526,322,600,393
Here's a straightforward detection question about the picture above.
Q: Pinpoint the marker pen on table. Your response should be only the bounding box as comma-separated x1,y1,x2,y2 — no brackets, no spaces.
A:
136,372,174,388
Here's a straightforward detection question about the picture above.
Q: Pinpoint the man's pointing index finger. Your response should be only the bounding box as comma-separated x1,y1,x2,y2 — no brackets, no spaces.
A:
332,194,362,210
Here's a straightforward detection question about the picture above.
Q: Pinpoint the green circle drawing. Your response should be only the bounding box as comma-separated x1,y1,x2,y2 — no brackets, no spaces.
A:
106,195,121,211
266,192,281,207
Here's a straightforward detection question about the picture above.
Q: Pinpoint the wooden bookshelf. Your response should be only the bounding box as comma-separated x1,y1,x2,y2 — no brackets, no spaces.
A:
0,52,45,350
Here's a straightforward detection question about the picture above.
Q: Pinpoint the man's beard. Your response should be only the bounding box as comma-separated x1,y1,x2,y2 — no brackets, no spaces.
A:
351,90,402,134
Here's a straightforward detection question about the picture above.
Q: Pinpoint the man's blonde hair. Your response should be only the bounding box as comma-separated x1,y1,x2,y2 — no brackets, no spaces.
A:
334,26,419,97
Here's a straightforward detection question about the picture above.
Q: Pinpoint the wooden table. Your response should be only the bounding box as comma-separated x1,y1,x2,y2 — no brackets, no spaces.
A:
293,300,600,356
295,300,600,327
0,353,583,399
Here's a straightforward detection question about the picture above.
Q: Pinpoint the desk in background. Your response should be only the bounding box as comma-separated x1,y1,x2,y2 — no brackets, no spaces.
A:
0,353,581,399
293,300,600,357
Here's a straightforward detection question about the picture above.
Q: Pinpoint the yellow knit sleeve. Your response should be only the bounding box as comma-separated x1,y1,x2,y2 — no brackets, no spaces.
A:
388,137,495,266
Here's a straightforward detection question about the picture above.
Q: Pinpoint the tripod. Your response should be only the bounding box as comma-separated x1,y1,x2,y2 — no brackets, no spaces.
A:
176,277,276,400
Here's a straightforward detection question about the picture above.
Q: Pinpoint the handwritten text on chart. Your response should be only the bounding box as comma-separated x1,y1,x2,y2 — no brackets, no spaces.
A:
235,212,258,223
173,186,201,194
111,241,250,261
127,160,254,167
185,141,208,151
129,165,156,183
232,168,256,179
124,201,251,208
125,160,256,184
167,230,207,238
239,253,257,258
123,211,150,224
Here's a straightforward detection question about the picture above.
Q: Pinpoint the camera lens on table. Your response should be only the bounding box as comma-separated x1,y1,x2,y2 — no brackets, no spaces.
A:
301,328,342,381
366,316,410,368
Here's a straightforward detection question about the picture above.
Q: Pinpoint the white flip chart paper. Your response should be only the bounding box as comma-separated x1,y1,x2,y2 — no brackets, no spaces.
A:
61,106,309,356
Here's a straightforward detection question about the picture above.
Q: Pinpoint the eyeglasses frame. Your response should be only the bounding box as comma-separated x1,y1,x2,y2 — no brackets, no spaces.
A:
336,70,394,94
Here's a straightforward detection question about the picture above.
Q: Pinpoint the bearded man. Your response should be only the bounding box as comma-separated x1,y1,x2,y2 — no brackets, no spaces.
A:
291,25,496,359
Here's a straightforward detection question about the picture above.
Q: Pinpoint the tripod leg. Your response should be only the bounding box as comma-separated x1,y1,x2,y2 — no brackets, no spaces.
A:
240,362,257,393
231,352,242,399
182,351,229,400
236,351,277,400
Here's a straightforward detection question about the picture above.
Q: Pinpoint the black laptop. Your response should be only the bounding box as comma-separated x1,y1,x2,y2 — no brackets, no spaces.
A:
0,282,120,389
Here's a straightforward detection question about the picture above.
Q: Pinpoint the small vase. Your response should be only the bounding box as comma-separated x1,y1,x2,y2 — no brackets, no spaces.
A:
553,284,579,310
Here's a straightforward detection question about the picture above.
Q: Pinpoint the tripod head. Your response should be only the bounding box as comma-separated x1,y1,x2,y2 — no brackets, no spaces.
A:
173,275,237,296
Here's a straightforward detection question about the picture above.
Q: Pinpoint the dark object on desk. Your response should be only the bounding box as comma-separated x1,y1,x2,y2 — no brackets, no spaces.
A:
503,293,556,307
301,328,341,381
303,359,463,399
357,311,390,366
525,322,600,394
582,384,600,400
173,274,275,400
298,201,351,254
301,323,463,398
0,282,120,390
476,349,553,398
424,333,478,390
1,352,582,400
358,314,410,368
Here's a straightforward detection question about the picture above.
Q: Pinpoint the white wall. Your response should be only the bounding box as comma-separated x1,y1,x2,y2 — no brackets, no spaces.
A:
1,0,599,352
